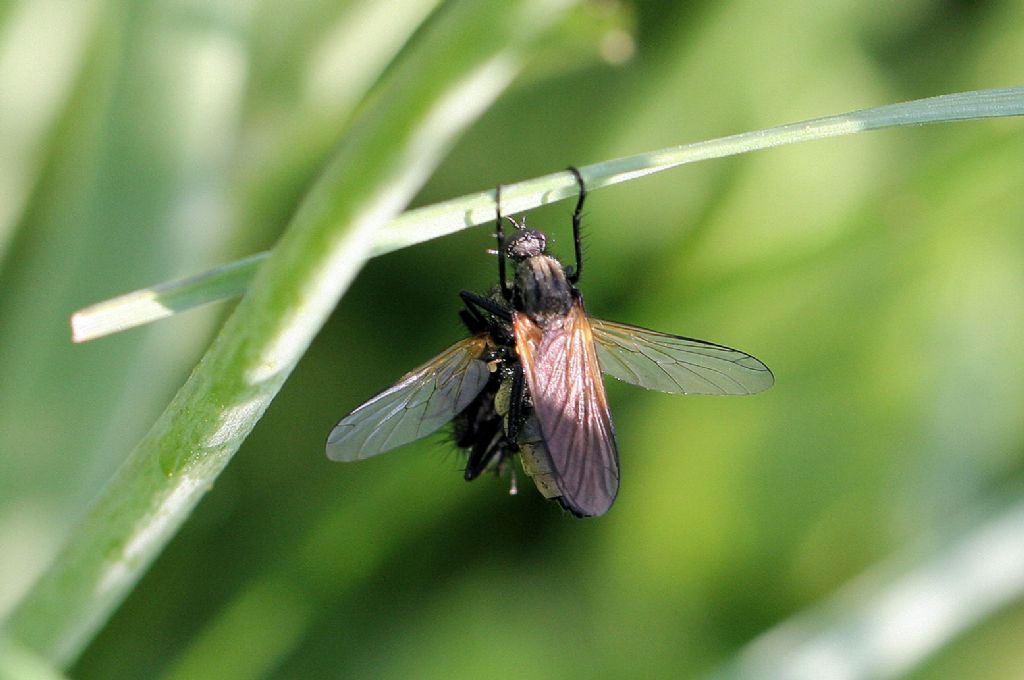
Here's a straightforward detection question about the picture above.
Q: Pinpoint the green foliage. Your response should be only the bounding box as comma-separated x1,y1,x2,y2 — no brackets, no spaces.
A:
1,0,1023,678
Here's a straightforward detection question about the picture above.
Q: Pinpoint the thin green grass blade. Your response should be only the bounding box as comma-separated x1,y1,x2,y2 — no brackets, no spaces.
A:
70,254,265,343
70,85,1024,343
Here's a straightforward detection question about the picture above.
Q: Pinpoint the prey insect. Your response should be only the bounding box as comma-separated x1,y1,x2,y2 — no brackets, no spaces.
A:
327,168,774,516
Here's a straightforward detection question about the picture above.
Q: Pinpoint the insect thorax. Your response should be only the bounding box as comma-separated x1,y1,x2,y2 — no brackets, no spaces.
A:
514,254,574,321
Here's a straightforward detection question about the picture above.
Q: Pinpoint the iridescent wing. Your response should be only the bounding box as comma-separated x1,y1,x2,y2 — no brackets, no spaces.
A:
590,319,773,396
327,335,491,461
513,303,619,517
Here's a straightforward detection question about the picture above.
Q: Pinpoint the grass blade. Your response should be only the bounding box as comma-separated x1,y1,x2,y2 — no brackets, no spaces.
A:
71,86,1024,343
708,495,1024,680
4,0,578,666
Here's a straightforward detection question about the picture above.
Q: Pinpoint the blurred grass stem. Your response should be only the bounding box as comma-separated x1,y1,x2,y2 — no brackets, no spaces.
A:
2,0,578,666
709,494,1024,680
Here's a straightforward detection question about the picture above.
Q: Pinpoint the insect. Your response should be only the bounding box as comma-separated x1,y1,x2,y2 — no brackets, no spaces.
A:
327,168,774,516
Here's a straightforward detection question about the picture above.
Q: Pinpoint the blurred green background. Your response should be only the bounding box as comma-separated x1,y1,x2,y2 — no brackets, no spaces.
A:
2,0,1024,678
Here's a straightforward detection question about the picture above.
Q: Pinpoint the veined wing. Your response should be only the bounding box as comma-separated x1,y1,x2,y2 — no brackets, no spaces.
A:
327,335,491,461
513,303,619,517
591,319,774,396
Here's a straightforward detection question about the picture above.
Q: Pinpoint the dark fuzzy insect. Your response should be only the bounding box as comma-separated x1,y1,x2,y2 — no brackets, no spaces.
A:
327,168,774,517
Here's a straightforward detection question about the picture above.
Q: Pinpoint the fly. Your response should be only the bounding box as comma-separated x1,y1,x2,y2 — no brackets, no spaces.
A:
327,168,774,516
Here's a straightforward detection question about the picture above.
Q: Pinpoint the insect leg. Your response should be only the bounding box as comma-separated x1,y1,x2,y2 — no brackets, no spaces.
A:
566,166,586,285
458,293,491,334
504,363,526,446
460,291,514,346
495,184,512,301
464,428,504,480
460,290,512,322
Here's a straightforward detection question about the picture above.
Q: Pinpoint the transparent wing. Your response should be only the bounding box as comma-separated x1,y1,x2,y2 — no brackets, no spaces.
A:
591,319,774,396
514,304,619,517
327,335,491,461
